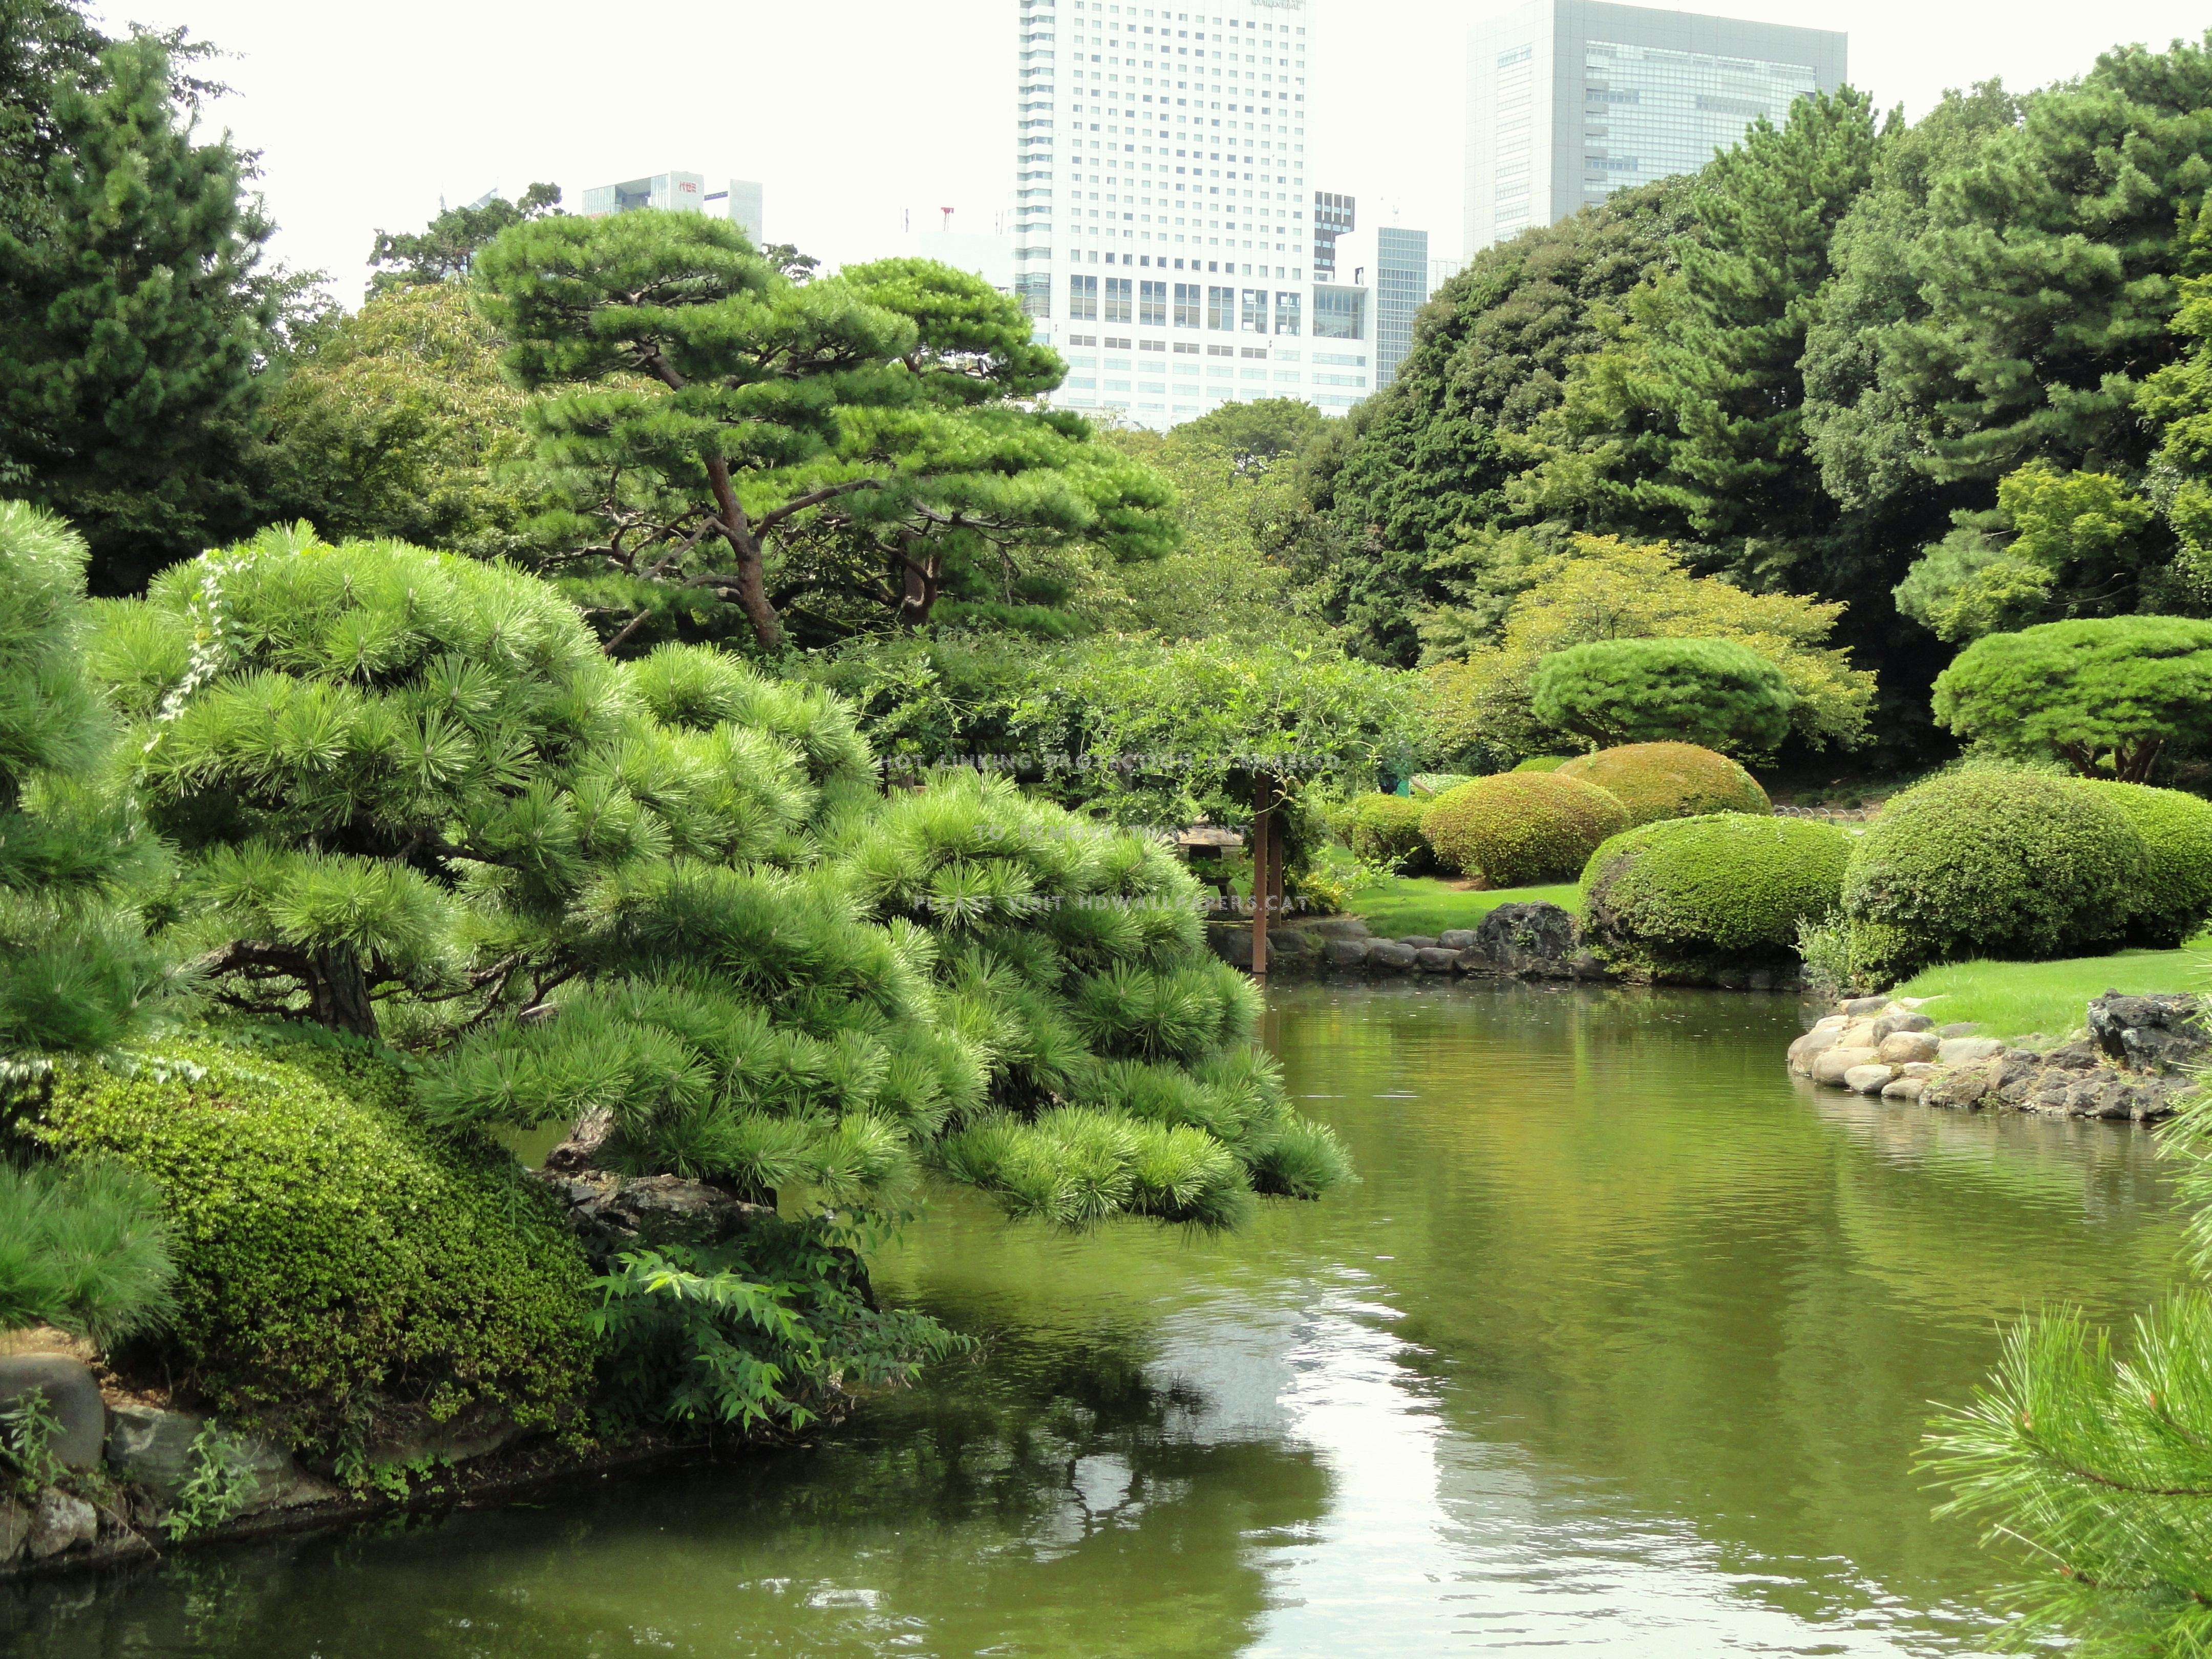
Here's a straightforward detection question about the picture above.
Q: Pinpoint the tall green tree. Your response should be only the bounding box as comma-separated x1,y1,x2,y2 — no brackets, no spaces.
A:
0,35,276,593
1308,178,1691,664
473,216,1176,652
365,182,562,297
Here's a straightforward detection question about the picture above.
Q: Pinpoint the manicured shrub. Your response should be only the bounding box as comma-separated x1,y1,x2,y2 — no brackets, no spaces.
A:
1555,741,1771,827
1420,773,1630,887
20,1028,599,1450
1579,815,1854,980
1840,769,2149,982
1512,755,1571,772
1347,793,1431,871
1530,637,1795,757
2079,780,2212,947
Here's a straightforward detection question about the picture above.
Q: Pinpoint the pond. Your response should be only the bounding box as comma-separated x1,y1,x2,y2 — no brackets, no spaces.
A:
3,981,2188,1656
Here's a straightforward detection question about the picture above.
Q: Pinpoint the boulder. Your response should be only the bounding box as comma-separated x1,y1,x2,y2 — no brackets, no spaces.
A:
1923,1057,2003,1110
1436,930,1478,951
0,1355,105,1469
366,1405,523,1467
104,1403,335,1514
1877,1031,1940,1065
1367,940,1418,973
1811,1046,1880,1086
1938,1022,1982,1039
2087,992,2208,1075
1900,1061,1936,1078
1323,938,1370,969
0,1496,26,1563
1881,1077,1926,1102
534,1169,773,1256
1789,1028,1844,1076
1401,935,1438,951
24,1488,95,1560
1840,996,1893,1017
1414,947,1459,973
1843,1063,1897,1095
1302,917,1372,941
1937,1036,2006,1065
1873,1011,1936,1040
1462,902,1592,980
1838,1019,1879,1050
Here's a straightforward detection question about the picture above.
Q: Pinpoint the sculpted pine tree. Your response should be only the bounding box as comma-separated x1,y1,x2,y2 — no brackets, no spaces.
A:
473,214,1176,650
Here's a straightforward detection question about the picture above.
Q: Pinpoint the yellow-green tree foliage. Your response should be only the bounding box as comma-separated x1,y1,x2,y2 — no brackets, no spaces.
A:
1421,537,1875,761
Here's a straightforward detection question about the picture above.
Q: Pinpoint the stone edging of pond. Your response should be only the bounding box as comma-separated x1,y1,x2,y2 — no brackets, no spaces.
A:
1207,901,1805,992
1788,991,2206,1123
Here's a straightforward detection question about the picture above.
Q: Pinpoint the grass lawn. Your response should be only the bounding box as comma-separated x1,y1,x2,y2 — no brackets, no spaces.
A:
1891,948,2208,1043
1345,875,1581,939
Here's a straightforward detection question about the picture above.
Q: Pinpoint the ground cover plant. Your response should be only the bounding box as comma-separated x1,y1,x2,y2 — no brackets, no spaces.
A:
1343,877,1582,940
1887,950,2206,1044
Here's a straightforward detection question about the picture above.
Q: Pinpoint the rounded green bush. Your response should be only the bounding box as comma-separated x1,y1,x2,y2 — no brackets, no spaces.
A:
1348,793,1432,871
1420,773,1630,887
1531,637,1795,756
1840,769,2149,982
2079,780,2212,947
25,1029,598,1450
1580,815,1854,980
1554,742,1770,827
1513,756,1571,773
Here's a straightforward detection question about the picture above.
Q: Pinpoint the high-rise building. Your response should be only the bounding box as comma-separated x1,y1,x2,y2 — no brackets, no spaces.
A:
1464,1,1845,255
1312,191,1354,278
1010,0,1373,430
1334,224,1429,391
582,171,766,244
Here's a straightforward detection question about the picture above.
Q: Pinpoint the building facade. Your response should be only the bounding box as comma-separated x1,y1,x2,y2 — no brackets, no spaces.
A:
1335,224,1430,390
1464,0,1845,254
1011,0,1373,430
581,171,765,244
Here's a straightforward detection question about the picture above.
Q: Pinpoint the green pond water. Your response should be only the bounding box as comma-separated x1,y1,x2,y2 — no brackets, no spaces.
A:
4,981,2192,1656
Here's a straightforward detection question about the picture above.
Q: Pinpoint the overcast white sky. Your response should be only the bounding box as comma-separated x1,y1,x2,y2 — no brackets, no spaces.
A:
109,0,2212,305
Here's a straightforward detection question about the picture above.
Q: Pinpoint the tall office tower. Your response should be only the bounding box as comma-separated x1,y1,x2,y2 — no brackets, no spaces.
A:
582,171,766,243
1464,1,1844,255
1011,0,1375,430
1312,190,1354,277
1336,224,1430,390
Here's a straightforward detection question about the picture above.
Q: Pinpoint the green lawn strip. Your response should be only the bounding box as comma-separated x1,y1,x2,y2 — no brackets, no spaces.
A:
1892,948,2208,1044
1345,876,1581,940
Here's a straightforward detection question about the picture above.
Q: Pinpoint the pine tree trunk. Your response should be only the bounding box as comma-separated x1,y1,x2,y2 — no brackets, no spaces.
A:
308,943,379,1038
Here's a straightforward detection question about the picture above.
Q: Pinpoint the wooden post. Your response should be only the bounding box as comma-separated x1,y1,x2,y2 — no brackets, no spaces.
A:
1250,772,1271,977
1267,793,1285,924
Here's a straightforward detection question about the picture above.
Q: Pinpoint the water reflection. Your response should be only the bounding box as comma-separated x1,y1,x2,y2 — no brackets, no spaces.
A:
2,981,2183,1656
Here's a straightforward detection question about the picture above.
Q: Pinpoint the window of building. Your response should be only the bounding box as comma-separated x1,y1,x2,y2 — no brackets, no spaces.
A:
1104,276,1133,323
1015,273,1052,321
1206,285,1235,330
1138,279,1167,326
1273,291,1302,335
1069,274,1098,321
1173,281,1201,327
1240,288,1268,333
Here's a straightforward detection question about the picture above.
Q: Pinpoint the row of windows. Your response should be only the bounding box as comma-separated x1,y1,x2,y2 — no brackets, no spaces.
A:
1068,275,1303,332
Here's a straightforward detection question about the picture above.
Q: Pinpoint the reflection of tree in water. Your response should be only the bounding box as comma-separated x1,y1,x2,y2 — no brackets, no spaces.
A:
0,1324,1332,1659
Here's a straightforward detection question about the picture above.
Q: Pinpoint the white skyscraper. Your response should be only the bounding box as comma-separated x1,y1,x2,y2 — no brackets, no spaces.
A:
1465,1,1845,256
1012,0,1373,429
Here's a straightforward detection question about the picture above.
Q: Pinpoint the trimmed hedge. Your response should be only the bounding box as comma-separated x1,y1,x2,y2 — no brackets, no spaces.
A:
1513,756,1571,773
1347,793,1432,871
2080,780,2212,948
1531,637,1795,756
1554,742,1770,827
1841,770,2149,982
1580,815,1854,980
19,1028,598,1450
1420,772,1630,887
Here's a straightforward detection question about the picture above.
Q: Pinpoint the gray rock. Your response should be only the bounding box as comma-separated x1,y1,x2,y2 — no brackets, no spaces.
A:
535,1170,773,1256
24,1487,95,1560
2043,1041,2101,1072
1938,1022,1981,1039
0,1355,104,1469
1838,1019,1879,1050
2087,992,2208,1074
1302,917,1372,941
1463,902,1588,980
365,1406,523,1468
1843,1063,1897,1095
1414,947,1460,973
1924,1057,2003,1110
105,1403,334,1514
0,1495,26,1563
1367,940,1418,973
1937,1036,2006,1065
1873,1011,1936,1040
1812,1046,1880,1086
1881,1077,1927,1102
1877,1031,1940,1065
1789,1027,1843,1076
1900,1061,1936,1078
1840,995,1893,1016
1436,929,1478,951
1323,938,1370,969
1400,935,1438,951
